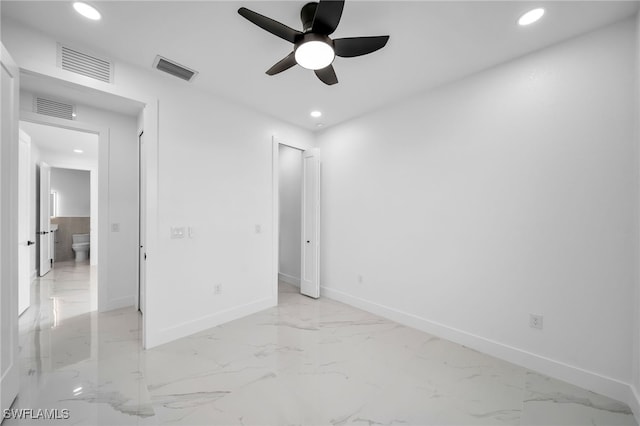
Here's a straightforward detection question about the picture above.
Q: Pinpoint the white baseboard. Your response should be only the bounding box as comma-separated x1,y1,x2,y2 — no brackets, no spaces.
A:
146,297,277,349
321,286,633,407
103,295,136,312
278,272,300,287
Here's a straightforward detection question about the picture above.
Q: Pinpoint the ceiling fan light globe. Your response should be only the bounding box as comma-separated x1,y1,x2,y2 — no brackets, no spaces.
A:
295,41,335,70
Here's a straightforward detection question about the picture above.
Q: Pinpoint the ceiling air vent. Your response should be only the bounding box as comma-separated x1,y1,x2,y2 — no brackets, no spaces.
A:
34,97,76,120
153,55,198,82
58,44,113,83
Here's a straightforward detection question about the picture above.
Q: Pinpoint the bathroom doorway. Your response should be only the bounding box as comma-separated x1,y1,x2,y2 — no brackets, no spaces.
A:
49,167,94,265
19,120,100,312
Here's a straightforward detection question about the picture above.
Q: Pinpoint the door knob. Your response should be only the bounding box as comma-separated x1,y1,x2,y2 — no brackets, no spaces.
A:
27,241,35,246
306,240,310,243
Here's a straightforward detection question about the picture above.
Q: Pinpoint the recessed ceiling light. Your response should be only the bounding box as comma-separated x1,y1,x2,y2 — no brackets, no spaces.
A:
73,2,102,21
518,8,545,26
73,149,84,154
310,110,322,118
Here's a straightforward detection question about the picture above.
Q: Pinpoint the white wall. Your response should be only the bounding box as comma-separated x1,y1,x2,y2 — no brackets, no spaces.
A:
50,167,90,217
279,145,302,285
317,18,637,404
148,77,314,347
75,104,138,298
0,19,315,347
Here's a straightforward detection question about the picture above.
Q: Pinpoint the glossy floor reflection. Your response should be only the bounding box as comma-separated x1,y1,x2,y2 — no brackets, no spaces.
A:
7,261,636,425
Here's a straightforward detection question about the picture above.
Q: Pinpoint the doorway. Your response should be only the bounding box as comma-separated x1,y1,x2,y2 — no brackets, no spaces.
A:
278,144,303,291
19,120,99,315
274,141,321,302
49,167,94,266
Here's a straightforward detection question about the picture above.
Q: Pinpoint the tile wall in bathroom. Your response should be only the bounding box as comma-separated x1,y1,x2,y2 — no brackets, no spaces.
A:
51,217,90,262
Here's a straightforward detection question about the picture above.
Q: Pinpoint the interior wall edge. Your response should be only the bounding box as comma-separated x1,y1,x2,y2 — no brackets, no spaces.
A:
321,285,632,406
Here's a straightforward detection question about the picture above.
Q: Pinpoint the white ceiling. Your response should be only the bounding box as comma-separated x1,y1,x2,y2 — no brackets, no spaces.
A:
3,1,639,131
20,121,99,167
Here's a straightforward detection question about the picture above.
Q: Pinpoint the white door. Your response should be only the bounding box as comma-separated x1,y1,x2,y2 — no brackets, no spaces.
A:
0,42,20,413
39,162,52,276
138,131,146,314
300,149,321,298
18,130,32,315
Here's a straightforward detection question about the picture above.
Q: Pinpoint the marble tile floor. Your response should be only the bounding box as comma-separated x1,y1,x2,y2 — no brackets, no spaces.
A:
6,261,636,425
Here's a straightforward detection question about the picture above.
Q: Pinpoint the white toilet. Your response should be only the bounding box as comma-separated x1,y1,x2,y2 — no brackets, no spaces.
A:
71,234,90,262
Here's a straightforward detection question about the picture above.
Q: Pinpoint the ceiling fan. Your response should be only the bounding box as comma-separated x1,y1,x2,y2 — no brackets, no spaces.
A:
238,0,390,85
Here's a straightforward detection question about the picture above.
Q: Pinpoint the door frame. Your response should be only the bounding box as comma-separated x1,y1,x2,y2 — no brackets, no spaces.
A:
137,130,145,314
271,137,320,304
38,161,52,277
20,111,110,311
1,42,20,413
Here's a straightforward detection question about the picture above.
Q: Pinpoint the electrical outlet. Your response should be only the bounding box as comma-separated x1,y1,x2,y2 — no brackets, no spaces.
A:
171,227,185,239
529,314,543,330
214,284,222,295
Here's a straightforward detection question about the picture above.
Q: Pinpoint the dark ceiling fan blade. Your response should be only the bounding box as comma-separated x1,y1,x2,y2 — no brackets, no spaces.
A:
334,35,390,58
315,65,338,85
238,7,302,43
266,52,297,75
311,0,345,35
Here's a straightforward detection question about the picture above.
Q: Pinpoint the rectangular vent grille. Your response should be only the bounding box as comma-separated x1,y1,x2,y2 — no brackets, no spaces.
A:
153,55,198,82
59,44,113,83
35,97,75,120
